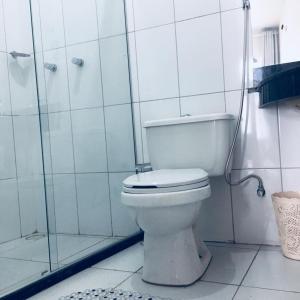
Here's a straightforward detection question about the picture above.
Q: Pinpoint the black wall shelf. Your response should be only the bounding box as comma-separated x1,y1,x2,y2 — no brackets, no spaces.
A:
251,61,300,107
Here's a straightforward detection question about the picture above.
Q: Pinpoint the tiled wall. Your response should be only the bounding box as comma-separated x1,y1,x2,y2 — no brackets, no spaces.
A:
32,0,139,237
0,0,139,243
0,0,46,243
126,0,300,245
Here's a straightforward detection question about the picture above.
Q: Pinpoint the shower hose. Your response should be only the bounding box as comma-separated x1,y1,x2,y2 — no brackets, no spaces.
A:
224,0,266,197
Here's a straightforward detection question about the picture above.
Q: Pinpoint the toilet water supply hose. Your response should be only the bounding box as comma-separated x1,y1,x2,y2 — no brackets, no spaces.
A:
224,0,266,197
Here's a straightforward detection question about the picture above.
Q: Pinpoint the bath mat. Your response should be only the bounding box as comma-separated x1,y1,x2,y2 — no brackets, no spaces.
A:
59,288,172,300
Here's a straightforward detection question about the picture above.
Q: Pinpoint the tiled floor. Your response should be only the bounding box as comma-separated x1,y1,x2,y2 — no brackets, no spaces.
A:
0,234,121,296
28,242,300,300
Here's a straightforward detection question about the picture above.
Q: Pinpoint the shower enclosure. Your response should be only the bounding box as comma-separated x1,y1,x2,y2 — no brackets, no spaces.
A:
0,0,139,298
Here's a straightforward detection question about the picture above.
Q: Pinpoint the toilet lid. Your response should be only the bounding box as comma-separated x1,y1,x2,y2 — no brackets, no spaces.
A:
123,169,209,193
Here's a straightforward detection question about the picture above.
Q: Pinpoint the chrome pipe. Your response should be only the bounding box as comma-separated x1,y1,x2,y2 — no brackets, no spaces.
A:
224,2,266,197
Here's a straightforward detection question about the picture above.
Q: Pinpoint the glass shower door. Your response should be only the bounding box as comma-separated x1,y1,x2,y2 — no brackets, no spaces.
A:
31,0,139,271
0,0,52,297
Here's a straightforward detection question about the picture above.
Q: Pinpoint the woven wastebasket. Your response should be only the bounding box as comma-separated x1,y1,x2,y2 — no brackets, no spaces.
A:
272,192,300,260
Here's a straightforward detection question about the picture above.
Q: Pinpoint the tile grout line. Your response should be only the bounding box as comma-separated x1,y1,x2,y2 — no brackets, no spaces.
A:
94,0,114,237
130,0,146,164
171,0,182,116
232,245,262,299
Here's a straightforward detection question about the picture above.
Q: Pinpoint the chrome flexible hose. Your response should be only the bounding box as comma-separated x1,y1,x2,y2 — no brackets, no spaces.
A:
224,1,266,197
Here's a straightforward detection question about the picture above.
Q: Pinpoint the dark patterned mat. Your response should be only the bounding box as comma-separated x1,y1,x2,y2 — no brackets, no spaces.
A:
59,288,172,300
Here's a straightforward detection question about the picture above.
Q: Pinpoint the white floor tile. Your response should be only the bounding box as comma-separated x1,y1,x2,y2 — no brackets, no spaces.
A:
119,273,238,300
60,238,122,265
243,246,300,292
235,286,300,300
0,258,48,293
29,269,132,300
202,246,257,285
93,243,144,272
0,235,106,263
206,242,260,251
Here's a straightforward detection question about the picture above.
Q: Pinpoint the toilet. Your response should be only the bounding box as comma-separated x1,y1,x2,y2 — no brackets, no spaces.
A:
121,113,234,286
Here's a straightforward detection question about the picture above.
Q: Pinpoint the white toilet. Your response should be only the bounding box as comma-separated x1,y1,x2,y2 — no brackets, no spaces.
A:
121,113,234,286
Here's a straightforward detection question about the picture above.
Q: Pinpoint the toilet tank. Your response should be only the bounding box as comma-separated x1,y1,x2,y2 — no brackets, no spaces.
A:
144,113,235,176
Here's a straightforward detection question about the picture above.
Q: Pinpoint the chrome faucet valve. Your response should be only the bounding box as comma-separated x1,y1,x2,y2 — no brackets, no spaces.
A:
44,63,57,72
72,57,84,67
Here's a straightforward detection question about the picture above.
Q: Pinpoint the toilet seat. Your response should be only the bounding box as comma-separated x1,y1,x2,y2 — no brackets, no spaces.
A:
123,169,209,194
122,169,211,207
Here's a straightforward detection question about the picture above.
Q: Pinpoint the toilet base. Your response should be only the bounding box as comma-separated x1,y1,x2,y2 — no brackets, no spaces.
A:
142,227,211,286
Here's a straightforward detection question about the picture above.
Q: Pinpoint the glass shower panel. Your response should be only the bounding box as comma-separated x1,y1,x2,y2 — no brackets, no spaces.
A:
31,0,139,270
0,0,51,297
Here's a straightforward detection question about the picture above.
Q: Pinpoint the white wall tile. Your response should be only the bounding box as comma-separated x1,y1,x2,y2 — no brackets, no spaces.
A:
133,0,174,30
0,53,11,115
109,172,139,236
53,174,79,234
0,117,15,180
174,0,220,21
132,103,143,164
30,0,43,53
96,0,126,38
62,0,98,45
124,0,135,32
195,176,234,242
72,108,107,173
221,8,244,91
2,0,33,53
232,169,281,245
135,24,179,101
43,48,70,112
39,0,65,50
13,115,43,177
8,55,38,115
282,169,300,191
18,176,45,236
0,179,21,243
100,35,131,106
278,101,300,168
128,33,139,102
67,41,103,110
39,114,53,175
220,0,243,11
34,52,47,113
48,111,74,174
0,0,6,51
226,91,281,169
180,93,226,116
76,173,112,236
105,104,136,172
176,14,224,96
140,98,180,163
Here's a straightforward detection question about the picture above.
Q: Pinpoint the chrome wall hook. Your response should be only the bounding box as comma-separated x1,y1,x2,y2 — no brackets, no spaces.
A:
44,63,57,72
72,57,84,67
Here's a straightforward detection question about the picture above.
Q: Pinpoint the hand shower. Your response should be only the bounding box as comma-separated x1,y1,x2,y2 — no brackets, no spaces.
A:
224,0,266,197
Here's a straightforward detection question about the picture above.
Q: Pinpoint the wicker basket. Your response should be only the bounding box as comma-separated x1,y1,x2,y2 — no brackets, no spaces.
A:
272,192,300,260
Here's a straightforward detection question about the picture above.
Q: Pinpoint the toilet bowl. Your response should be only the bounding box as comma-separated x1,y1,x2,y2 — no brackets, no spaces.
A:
121,169,212,286
121,113,234,287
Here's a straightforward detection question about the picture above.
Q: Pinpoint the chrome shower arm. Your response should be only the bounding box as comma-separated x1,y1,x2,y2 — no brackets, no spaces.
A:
9,51,31,59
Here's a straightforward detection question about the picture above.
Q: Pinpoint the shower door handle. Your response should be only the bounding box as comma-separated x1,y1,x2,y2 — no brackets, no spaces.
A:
9,51,31,59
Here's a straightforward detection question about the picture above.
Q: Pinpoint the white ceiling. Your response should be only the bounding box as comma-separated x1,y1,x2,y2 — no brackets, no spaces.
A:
251,0,285,33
